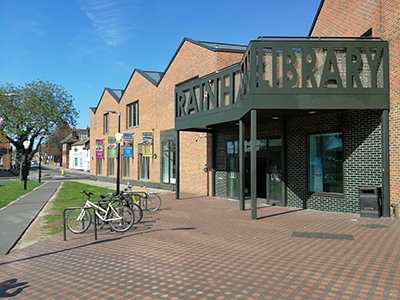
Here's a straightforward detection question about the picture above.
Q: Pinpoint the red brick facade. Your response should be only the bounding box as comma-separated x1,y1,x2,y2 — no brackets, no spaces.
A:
90,39,244,195
310,0,400,206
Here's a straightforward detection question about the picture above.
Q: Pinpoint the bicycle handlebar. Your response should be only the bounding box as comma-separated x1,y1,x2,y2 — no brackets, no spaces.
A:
81,190,94,197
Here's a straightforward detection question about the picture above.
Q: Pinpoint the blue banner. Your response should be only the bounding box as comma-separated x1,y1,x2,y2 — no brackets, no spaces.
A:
123,133,133,157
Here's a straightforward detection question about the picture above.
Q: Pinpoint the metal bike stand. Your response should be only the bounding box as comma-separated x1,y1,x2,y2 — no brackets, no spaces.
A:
63,206,97,241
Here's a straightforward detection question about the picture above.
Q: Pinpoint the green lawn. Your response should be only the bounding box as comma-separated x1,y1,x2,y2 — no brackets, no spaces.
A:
0,181,43,208
43,181,115,236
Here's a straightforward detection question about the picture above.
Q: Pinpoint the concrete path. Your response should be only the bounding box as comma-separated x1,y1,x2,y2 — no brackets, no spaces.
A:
0,181,61,256
1,192,400,299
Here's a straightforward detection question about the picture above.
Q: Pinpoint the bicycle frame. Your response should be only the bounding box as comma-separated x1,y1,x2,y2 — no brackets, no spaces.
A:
78,199,124,222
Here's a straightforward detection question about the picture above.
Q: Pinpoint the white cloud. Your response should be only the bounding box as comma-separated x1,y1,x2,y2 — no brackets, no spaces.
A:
78,0,140,46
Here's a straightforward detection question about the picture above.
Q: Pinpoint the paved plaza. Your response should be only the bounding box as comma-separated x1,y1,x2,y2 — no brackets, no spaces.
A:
1,188,400,299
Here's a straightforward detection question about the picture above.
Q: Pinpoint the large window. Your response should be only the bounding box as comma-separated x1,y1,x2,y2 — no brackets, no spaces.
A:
108,158,114,176
0,155,3,166
140,155,149,180
162,141,176,183
97,159,102,175
127,101,139,128
309,132,343,193
104,113,109,134
227,141,239,172
123,157,130,178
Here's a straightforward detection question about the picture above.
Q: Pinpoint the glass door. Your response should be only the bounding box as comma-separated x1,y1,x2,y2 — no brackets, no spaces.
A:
267,139,284,206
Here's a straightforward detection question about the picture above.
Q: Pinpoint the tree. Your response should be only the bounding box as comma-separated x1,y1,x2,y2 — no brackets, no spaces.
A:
42,123,72,157
0,80,79,176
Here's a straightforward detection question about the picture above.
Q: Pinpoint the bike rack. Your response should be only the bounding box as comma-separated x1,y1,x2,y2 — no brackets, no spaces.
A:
63,206,97,241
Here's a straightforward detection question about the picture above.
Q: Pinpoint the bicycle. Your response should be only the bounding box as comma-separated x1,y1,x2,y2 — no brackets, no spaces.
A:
124,185,161,212
66,191,134,234
97,192,143,224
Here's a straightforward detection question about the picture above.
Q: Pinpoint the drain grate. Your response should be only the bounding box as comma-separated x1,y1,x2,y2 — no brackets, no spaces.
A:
292,232,354,240
360,224,390,229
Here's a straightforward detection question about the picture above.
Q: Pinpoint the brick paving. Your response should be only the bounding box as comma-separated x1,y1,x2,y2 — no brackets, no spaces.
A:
1,193,400,299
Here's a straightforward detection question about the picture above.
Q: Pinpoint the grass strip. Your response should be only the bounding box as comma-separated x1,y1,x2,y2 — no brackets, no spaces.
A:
0,181,43,209
43,181,115,236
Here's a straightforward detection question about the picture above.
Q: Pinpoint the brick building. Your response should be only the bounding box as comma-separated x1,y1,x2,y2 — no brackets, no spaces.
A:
90,0,395,218
61,128,90,169
309,0,400,214
0,138,11,171
89,39,246,193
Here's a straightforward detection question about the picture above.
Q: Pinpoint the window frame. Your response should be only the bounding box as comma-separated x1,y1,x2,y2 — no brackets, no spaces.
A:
307,131,344,196
104,113,109,134
161,140,176,184
127,101,139,129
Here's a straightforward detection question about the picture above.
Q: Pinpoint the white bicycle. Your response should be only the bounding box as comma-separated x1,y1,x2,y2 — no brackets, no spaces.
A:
67,191,134,234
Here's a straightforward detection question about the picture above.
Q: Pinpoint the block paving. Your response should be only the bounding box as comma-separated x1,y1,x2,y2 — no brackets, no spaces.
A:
1,192,400,299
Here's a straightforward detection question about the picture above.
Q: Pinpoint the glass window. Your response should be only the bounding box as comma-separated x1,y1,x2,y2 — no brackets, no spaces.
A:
97,159,102,175
123,157,130,178
309,133,343,193
140,155,149,180
108,158,114,176
104,113,109,134
227,141,239,172
162,141,176,184
127,101,139,128
0,155,3,166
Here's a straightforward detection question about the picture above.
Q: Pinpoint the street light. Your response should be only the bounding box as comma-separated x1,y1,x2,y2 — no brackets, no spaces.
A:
105,110,121,194
23,140,30,190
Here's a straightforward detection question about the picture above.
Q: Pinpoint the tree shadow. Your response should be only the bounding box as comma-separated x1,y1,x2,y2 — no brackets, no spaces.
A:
0,278,30,298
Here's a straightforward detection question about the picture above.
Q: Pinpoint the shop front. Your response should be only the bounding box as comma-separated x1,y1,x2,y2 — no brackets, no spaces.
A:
175,37,390,219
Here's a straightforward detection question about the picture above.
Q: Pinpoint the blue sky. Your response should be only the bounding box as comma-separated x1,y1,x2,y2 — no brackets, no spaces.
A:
0,0,321,129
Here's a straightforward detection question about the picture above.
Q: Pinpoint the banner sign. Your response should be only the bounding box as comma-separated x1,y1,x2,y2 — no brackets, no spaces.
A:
123,133,133,158
142,130,153,157
108,137,117,158
96,139,104,159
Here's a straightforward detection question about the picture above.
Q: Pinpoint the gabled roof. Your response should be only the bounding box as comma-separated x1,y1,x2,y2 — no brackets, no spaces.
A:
159,38,247,87
91,88,124,115
60,129,89,144
72,138,90,147
92,37,247,114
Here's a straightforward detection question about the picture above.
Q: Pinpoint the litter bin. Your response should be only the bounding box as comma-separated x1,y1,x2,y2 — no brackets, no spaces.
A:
360,186,382,218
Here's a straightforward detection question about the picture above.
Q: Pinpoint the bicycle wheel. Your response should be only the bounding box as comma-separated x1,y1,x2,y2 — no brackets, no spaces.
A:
131,202,143,224
108,205,134,232
145,193,161,211
67,208,92,234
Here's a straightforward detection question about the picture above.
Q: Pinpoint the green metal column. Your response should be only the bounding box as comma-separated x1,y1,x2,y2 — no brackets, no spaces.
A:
382,110,390,217
281,119,287,206
251,110,257,220
175,130,180,200
211,131,216,197
239,119,245,211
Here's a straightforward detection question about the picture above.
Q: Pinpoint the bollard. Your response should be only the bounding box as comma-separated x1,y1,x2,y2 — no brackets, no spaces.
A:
61,169,64,176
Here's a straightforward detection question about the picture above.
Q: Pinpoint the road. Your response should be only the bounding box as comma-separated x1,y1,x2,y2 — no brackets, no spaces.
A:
0,165,90,182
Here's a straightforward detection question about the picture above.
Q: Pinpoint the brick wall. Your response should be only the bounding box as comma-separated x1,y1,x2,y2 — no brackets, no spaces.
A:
90,39,244,195
287,110,382,214
311,0,400,208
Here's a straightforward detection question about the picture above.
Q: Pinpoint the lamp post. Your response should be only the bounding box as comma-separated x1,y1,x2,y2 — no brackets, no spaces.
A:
105,110,121,194
38,143,42,183
23,140,30,190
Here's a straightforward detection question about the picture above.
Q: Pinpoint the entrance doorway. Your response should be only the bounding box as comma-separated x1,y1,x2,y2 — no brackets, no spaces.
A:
245,138,284,206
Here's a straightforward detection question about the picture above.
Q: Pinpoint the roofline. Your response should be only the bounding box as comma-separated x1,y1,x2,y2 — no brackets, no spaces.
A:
92,88,124,115
92,37,247,113
159,37,247,88
308,0,325,37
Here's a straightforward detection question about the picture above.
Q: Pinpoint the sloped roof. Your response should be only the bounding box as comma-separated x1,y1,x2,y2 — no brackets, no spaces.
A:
92,37,247,114
91,88,124,115
72,138,90,147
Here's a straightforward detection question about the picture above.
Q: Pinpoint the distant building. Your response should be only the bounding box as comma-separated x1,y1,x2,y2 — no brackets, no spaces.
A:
61,128,90,171
0,137,11,171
